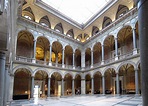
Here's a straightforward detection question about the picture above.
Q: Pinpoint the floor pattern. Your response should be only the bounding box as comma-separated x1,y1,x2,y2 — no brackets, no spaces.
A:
9,95,142,106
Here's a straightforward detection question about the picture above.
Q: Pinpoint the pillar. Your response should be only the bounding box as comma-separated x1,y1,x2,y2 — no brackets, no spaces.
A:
72,79,75,95
42,79,46,97
73,52,75,69
49,45,52,66
138,0,148,105
91,50,94,68
116,73,119,95
47,77,50,97
61,78,64,96
32,40,37,63
91,78,94,94
81,51,85,70
62,49,65,68
8,74,14,102
81,78,86,94
31,76,34,98
102,76,105,95
0,52,5,106
132,28,138,54
4,66,9,106
135,69,139,95
115,37,119,60
101,44,104,64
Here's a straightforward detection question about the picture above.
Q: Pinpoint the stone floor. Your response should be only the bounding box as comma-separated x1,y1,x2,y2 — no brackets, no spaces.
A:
9,95,142,106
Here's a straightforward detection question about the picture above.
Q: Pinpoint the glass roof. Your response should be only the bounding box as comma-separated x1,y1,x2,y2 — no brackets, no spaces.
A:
42,0,111,24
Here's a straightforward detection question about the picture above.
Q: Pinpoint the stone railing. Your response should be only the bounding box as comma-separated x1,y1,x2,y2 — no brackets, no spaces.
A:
119,51,133,60
18,16,81,45
16,56,33,63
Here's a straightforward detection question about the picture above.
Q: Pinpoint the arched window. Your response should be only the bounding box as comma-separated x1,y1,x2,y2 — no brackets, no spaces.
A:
92,26,99,36
76,34,82,42
39,15,51,28
66,29,74,38
116,5,129,19
22,7,35,21
102,16,112,29
54,23,64,34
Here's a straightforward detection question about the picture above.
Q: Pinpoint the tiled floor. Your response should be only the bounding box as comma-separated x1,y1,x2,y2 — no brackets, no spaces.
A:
9,95,142,106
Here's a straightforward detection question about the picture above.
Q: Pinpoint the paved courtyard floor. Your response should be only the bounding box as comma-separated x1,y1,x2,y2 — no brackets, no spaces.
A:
10,95,142,106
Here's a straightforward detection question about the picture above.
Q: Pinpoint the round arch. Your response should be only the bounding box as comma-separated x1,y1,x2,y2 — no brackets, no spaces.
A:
102,66,116,76
33,68,49,77
13,65,33,75
117,61,136,73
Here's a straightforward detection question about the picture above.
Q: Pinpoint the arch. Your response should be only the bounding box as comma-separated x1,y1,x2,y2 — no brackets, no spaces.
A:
84,72,92,78
63,72,74,79
22,6,35,21
74,73,82,79
116,5,129,19
54,23,64,34
49,70,63,78
102,16,112,29
92,26,99,36
93,70,102,77
66,29,74,38
33,68,49,77
76,34,82,42
39,15,51,28
13,65,33,75
102,66,116,76
117,61,136,73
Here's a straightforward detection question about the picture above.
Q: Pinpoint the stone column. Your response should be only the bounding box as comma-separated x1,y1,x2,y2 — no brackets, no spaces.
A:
0,52,5,106
32,40,37,63
138,0,148,105
61,78,64,96
49,45,52,66
115,37,119,60
47,77,51,97
116,73,119,95
132,28,138,54
101,44,104,65
81,78,86,94
31,76,34,98
102,76,105,95
72,79,75,95
42,79,45,97
81,51,85,70
91,78,94,94
4,66,9,106
73,52,75,69
135,69,139,95
62,49,65,68
8,74,14,102
91,50,94,68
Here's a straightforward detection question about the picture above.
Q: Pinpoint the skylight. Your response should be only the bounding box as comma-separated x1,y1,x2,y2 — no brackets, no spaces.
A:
42,0,111,24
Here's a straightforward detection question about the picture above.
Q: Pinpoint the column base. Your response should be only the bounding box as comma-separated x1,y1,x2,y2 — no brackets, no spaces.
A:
135,94,141,97
81,67,85,71
101,61,104,65
62,64,65,68
48,62,52,66
115,56,119,61
102,94,105,96
32,59,36,63
90,65,93,68
133,49,138,55
73,66,75,69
